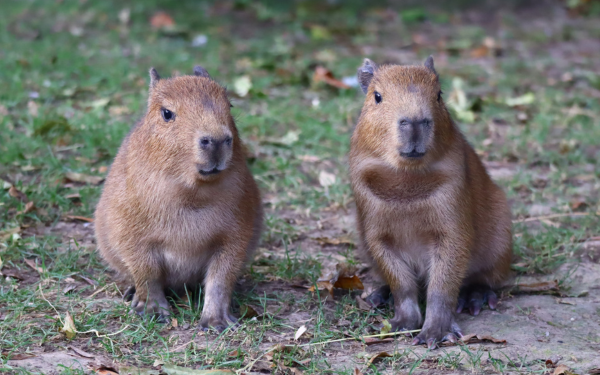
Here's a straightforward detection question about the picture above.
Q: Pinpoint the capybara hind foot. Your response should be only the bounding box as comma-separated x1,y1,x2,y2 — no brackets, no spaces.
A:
130,290,171,322
456,285,499,316
365,285,392,308
199,310,238,332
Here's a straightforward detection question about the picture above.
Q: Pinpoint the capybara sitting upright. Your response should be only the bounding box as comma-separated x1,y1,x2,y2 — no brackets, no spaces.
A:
94,65,262,331
349,57,512,348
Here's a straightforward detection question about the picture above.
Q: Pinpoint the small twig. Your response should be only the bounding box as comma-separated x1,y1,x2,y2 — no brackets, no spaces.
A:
236,345,278,374
87,283,113,299
38,285,130,339
298,329,421,347
236,329,421,374
513,212,597,224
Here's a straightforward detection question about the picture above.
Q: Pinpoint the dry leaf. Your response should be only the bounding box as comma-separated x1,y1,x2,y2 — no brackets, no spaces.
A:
64,215,94,223
355,296,372,311
318,170,336,187
313,66,351,89
364,337,394,345
240,304,263,319
334,275,364,290
150,11,174,29
98,165,108,173
353,368,363,375
17,201,36,215
65,172,104,185
553,364,575,375
60,312,77,339
294,325,307,341
469,45,489,58
380,319,392,334
93,365,120,375
63,284,77,294
8,185,28,202
1,350,37,360
457,333,506,345
69,346,94,358
27,100,39,117
308,280,334,296
0,226,21,241
367,351,392,365
313,236,354,246
24,258,44,273
171,318,178,328
509,279,559,294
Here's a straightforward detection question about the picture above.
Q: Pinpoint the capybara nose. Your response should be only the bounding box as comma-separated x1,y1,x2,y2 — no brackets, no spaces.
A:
400,149,426,158
199,136,233,149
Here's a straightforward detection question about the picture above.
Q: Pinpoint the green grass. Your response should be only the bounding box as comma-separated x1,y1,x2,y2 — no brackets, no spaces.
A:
1,0,600,374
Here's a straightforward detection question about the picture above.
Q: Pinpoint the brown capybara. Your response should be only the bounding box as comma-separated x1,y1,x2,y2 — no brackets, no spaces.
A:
94,65,263,331
349,56,512,348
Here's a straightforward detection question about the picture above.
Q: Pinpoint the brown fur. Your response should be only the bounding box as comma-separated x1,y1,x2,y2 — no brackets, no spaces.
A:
94,66,262,330
349,57,512,348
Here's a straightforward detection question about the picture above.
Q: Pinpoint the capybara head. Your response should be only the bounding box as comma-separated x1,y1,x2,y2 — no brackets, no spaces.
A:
144,66,236,184
356,56,450,167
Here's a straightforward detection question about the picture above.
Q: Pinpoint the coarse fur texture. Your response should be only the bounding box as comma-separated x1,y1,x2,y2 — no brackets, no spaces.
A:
349,57,512,348
94,66,263,331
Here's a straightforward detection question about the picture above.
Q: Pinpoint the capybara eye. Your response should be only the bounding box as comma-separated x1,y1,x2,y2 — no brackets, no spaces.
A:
437,90,443,102
374,91,382,104
225,137,233,146
161,108,174,122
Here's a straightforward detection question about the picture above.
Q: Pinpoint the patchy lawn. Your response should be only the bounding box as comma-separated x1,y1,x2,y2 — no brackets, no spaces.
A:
1,1,599,374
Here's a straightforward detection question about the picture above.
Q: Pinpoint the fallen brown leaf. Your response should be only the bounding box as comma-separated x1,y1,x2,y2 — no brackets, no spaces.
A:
63,284,77,294
313,66,351,89
0,226,21,241
313,235,354,246
93,365,119,375
353,368,364,375
308,280,334,296
150,11,174,29
334,275,364,290
553,364,575,375
355,296,372,311
508,279,560,294
363,337,394,345
64,215,94,223
8,185,28,202
60,312,77,339
17,201,36,215
240,304,264,319
65,172,104,185
457,333,507,345
1,350,37,360
24,258,44,273
367,351,392,365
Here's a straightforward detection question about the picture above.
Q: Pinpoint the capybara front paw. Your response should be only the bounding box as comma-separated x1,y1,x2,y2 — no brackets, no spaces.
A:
199,312,238,332
412,318,462,349
130,292,171,322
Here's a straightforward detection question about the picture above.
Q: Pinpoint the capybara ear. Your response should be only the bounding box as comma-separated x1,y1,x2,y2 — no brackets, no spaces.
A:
149,67,160,89
424,55,438,77
193,65,211,78
357,58,378,94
